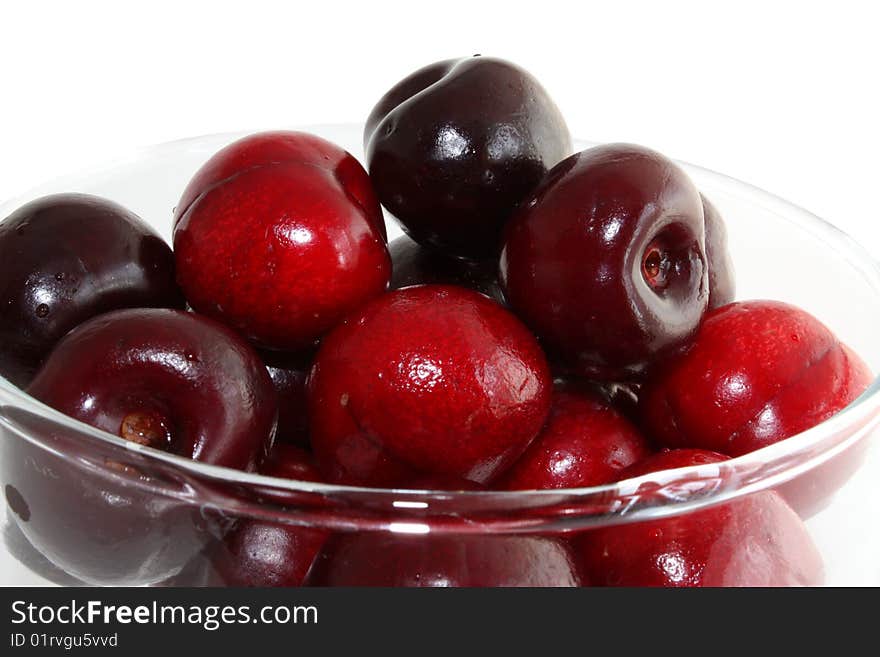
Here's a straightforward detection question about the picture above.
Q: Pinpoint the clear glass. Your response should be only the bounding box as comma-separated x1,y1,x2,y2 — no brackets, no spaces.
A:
1,125,879,586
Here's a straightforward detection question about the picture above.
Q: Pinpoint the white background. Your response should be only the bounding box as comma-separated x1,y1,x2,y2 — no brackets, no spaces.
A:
1,1,879,585
1,0,878,250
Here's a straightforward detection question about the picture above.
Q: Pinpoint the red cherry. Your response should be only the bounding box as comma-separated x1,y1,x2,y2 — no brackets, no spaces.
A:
28,308,276,469
309,533,585,587
308,284,552,486
497,384,652,490
575,449,824,586
174,131,390,351
640,300,871,456
11,308,276,584
500,144,708,381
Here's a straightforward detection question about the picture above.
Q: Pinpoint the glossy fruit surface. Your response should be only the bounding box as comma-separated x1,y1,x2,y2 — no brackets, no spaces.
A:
500,144,708,380
702,194,736,308
0,193,183,388
498,384,652,490
28,308,277,469
576,450,824,586
309,533,585,587
261,349,313,446
308,285,552,486
641,300,872,456
174,131,390,351
389,235,505,303
365,56,571,258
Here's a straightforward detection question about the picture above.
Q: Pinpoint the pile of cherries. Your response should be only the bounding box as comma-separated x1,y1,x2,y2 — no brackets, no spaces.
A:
0,56,870,587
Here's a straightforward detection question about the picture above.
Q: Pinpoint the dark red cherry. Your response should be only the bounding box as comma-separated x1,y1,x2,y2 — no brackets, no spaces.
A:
28,308,276,469
640,300,871,456
309,533,586,587
702,194,736,308
497,384,652,490
389,234,505,303
500,144,708,381
4,308,276,584
174,131,390,351
308,285,552,486
0,193,184,388
575,450,823,586
365,56,571,258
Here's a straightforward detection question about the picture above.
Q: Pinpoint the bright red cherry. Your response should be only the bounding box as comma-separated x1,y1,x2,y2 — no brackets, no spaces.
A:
640,300,871,456
365,56,571,258
500,144,708,381
173,131,390,351
308,285,552,486
576,450,824,586
497,384,652,490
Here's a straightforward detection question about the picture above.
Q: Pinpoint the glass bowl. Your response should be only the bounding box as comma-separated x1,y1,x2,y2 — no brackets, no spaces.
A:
1,125,879,586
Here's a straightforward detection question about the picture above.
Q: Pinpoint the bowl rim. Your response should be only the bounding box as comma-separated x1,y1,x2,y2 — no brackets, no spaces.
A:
2,125,880,532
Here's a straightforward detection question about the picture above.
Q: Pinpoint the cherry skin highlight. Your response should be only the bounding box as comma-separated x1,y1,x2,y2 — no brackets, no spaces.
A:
365,56,571,258
640,300,871,456
0,193,184,388
498,384,652,490
500,143,708,381
308,284,552,486
174,131,390,351
575,449,824,586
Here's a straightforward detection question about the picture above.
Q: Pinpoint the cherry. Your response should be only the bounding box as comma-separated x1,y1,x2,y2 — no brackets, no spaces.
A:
702,194,736,308
497,384,652,490
193,445,327,587
260,349,313,446
3,308,277,584
28,308,276,468
575,450,824,586
0,193,184,388
640,300,871,456
173,131,390,351
309,533,585,587
389,234,505,303
500,144,708,381
308,284,552,486
365,56,571,258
